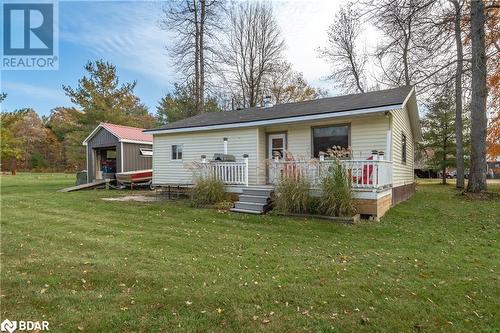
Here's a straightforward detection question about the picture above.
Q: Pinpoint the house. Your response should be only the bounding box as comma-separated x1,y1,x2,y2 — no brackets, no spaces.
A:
144,86,421,218
83,123,153,183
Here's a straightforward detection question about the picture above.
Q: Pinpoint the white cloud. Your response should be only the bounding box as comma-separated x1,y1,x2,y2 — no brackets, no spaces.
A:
2,81,66,101
59,1,177,86
57,0,381,97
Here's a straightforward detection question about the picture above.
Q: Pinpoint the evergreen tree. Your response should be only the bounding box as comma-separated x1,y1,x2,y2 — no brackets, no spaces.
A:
422,92,456,184
156,82,219,125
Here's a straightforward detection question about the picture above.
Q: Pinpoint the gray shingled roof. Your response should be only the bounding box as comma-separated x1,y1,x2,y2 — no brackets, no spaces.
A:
146,86,413,132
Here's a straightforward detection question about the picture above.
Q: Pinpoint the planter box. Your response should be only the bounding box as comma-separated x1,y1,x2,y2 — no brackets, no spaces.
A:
275,212,361,224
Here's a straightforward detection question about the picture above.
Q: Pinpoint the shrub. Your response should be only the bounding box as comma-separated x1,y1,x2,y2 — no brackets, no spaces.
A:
274,176,313,214
319,160,356,217
31,153,48,169
214,201,234,212
191,176,226,207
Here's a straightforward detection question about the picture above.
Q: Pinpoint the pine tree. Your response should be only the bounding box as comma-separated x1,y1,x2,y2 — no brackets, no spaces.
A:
422,92,456,185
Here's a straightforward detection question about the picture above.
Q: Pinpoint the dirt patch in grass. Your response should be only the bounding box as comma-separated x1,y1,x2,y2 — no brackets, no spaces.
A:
102,195,163,202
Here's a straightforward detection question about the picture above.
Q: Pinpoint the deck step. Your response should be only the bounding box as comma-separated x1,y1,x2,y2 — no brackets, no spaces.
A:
242,188,273,197
230,208,264,215
239,194,270,204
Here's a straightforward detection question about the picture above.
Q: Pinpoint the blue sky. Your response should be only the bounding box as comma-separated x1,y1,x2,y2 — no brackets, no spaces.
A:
1,0,369,116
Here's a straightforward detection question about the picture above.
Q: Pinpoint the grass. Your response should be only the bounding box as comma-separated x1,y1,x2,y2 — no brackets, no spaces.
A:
1,173,499,332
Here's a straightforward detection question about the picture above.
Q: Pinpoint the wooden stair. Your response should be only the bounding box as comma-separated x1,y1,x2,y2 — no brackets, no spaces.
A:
231,188,273,214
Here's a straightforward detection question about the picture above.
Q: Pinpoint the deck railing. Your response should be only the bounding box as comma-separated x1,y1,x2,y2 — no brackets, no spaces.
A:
199,155,249,185
269,159,393,190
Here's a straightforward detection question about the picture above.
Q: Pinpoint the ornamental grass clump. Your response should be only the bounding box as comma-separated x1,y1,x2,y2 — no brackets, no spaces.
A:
274,176,313,214
190,176,226,207
319,160,356,217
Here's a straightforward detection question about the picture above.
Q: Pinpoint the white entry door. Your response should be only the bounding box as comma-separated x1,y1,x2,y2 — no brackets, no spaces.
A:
268,133,286,184
268,133,286,159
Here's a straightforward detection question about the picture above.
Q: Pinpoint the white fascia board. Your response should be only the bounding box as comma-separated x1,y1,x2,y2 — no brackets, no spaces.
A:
119,139,153,145
401,87,423,142
82,124,104,145
146,104,401,135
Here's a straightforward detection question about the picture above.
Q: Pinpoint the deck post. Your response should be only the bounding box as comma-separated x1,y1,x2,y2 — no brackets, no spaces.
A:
243,154,249,186
378,151,385,189
201,155,207,179
223,138,228,155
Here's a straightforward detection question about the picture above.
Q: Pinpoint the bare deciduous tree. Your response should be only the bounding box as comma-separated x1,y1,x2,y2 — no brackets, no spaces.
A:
365,0,436,87
318,3,366,93
450,0,466,188
467,0,488,193
219,1,285,108
161,0,224,114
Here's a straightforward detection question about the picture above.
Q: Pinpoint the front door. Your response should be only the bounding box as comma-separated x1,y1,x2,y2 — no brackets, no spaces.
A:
268,133,286,159
268,133,286,183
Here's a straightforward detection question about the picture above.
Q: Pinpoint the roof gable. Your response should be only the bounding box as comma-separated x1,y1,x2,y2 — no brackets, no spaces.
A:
83,123,153,145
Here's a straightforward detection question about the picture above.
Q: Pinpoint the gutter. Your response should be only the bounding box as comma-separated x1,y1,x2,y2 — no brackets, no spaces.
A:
145,104,402,135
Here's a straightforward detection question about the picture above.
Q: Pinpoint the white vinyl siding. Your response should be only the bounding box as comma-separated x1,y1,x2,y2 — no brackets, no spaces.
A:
262,114,390,159
391,107,415,187
152,114,398,186
153,128,259,185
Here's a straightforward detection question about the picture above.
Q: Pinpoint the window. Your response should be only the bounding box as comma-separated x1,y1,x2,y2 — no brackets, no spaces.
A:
172,144,183,160
312,125,349,157
402,133,407,164
106,150,116,159
139,148,153,157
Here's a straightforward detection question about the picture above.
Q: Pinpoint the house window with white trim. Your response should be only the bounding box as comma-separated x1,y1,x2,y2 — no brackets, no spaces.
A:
172,144,183,160
312,125,349,157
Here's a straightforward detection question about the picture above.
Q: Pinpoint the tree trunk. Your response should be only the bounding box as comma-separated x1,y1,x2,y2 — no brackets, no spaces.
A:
193,0,200,114
10,159,17,176
443,137,448,185
452,0,465,189
199,0,206,113
467,0,488,193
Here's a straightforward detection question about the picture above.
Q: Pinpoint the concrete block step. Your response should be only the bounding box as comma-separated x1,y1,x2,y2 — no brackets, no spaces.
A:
230,208,264,215
242,188,273,197
234,201,268,212
239,195,270,204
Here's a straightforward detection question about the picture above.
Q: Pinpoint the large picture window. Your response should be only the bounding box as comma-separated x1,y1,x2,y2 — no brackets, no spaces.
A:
312,125,349,157
172,144,183,160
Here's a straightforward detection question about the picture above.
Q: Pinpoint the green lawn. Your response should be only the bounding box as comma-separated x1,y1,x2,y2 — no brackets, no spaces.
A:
1,174,499,332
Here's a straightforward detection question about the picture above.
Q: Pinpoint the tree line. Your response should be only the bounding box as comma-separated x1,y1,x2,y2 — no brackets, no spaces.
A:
1,0,498,193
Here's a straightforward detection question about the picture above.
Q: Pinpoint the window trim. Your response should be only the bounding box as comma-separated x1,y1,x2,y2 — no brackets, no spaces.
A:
171,144,183,161
401,132,407,164
139,148,153,158
266,132,288,158
310,123,351,158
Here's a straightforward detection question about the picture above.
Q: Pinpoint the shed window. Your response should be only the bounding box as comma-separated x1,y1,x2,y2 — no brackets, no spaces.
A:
402,133,407,164
172,144,183,160
106,150,116,159
312,125,349,157
140,148,153,157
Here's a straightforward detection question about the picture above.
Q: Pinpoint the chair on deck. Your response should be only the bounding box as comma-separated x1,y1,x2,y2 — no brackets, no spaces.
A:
352,155,374,185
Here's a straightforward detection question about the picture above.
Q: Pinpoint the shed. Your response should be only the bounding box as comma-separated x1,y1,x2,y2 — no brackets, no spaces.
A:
83,123,153,183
